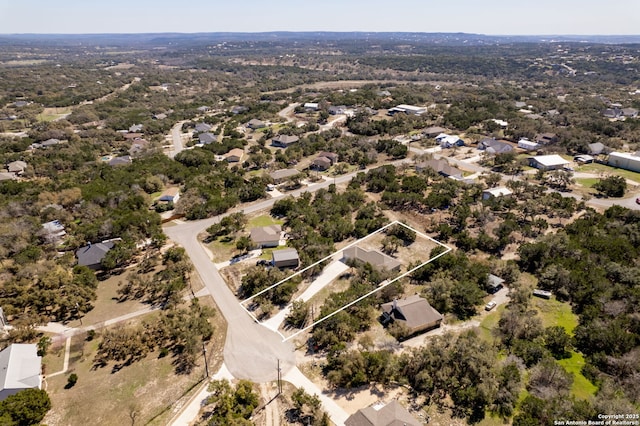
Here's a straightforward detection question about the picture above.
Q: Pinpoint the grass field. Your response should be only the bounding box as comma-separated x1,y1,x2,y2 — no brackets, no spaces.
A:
533,297,578,335
558,351,598,400
575,177,598,188
247,214,284,228
43,296,226,426
577,163,640,183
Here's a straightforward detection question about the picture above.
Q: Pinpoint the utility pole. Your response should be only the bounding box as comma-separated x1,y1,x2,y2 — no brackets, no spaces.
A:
202,342,209,379
277,359,282,395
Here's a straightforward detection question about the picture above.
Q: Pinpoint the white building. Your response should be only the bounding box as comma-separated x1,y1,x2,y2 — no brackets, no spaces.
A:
388,104,426,115
0,344,42,400
482,187,513,200
529,154,570,171
608,152,640,173
518,139,540,151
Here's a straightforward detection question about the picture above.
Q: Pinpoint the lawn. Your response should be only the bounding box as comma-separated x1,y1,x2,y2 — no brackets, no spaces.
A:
558,351,598,400
575,177,598,188
532,297,578,335
477,305,503,342
43,296,226,426
577,163,640,183
247,214,284,228
206,236,238,263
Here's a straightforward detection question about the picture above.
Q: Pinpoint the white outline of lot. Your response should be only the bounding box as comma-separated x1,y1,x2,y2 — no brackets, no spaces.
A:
239,220,452,342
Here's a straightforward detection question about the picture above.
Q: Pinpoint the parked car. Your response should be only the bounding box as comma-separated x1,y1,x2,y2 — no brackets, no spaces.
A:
636,197,640,205
484,301,497,311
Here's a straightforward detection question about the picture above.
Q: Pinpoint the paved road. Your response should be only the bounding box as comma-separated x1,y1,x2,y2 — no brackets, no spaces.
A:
277,103,298,123
168,121,186,159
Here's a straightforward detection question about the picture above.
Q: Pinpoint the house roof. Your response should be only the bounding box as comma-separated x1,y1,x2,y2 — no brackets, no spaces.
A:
247,118,265,128
530,154,570,168
423,126,446,136
588,142,606,155
313,157,332,169
345,400,421,426
109,156,132,167
159,187,180,201
7,161,27,173
250,225,282,244
270,169,300,181
343,246,401,271
317,152,339,162
0,344,42,395
272,134,299,145
199,132,217,144
124,133,143,140
488,274,505,289
479,138,513,154
76,241,115,267
195,123,212,133
272,248,299,263
129,124,143,133
483,187,513,198
42,220,65,234
381,294,443,332
0,172,16,181
224,148,244,161
416,159,463,178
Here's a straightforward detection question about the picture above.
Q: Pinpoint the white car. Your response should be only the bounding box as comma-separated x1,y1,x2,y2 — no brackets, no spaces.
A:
484,301,497,311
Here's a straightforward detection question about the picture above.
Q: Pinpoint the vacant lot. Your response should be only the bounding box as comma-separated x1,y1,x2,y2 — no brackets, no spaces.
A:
43,296,226,426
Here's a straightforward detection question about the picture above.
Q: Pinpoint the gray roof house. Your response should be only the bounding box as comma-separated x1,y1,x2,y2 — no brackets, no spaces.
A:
198,132,217,145
312,156,332,171
487,274,505,293
345,400,420,426
76,241,115,270
250,225,282,248
272,248,299,268
109,155,132,167
381,295,443,336
42,220,66,244
129,124,143,133
343,246,401,272
247,119,266,129
0,344,42,401
271,134,299,148
478,138,514,155
194,123,212,133
415,159,463,180
588,142,607,155
423,126,447,138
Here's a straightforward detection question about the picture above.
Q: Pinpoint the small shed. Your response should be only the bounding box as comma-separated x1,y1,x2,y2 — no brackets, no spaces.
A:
272,248,299,268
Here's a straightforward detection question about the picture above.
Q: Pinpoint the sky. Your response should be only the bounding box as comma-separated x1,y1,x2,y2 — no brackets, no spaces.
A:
0,0,638,35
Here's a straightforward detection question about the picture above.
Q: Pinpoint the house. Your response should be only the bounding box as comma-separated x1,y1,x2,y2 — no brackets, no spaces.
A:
76,241,115,270
422,126,447,138
197,106,211,112
487,274,505,293
517,139,540,151
303,103,319,111
0,344,42,401
269,169,300,184
31,138,61,149
387,104,426,116
271,134,299,148
109,156,132,167
129,138,149,156
380,294,443,335
435,133,464,148
42,220,66,244
491,119,509,128
529,154,570,171
13,101,29,108
250,225,282,248
272,248,299,268
607,152,640,173
158,187,180,203
311,156,332,171
129,124,143,133
574,154,594,164
230,106,248,115
482,187,513,200
224,148,244,163
247,119,266,129
535,133,558,145
198,132,217,145
194,123,212,133
328,105,347,115
533,289,552,299
622,108,638,118
152,113,167,120
345,400,421,426
0,172,16,181
478,138,514,155
317,152,338,165
415,159,463,180
7,161,27,175
124,132,143,140
588,142,607,155
343,246,401,272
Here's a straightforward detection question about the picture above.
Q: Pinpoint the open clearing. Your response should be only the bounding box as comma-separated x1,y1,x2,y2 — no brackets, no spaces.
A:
43,296,226,426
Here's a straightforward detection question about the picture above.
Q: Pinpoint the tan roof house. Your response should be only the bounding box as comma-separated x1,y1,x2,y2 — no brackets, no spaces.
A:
345,400,421,426
250,225,282,248
224,148,244,163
